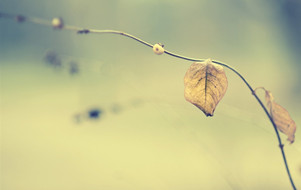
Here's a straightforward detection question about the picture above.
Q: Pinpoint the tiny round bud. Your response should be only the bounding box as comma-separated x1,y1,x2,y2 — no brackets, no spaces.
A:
52,17,64,29
153,43,165,55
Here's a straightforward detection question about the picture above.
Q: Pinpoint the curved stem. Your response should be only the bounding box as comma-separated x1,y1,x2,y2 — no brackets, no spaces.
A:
0,12,296,189
216,62,296,190
88,29,154,48
164,50,205,62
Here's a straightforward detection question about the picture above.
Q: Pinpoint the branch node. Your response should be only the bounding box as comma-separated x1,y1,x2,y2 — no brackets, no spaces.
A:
77,29,90,34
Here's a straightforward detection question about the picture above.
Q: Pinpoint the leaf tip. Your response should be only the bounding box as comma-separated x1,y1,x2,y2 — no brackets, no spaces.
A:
206,113,213,117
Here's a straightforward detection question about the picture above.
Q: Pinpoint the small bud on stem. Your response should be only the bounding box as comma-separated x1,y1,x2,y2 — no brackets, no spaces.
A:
52,17,64,29
153,43,165,55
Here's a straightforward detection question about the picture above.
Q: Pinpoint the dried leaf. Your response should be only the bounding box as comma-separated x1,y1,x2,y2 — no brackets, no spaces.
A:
264,90,296,143
184,58,228,116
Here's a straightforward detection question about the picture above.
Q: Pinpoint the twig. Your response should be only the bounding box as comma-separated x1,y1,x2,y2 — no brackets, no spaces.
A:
0,12,296,190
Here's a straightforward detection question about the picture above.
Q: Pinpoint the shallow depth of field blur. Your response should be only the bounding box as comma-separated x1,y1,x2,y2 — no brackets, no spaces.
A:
1,0,301,189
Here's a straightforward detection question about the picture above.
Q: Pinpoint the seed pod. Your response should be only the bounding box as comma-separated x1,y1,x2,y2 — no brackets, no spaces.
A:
52,17,64,29
153,43,164,55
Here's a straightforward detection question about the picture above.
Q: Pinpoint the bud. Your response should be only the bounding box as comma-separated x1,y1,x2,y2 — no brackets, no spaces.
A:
52,17,64,29
153,43,165,55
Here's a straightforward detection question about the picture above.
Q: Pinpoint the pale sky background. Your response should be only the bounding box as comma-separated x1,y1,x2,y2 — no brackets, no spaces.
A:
1,0,301,189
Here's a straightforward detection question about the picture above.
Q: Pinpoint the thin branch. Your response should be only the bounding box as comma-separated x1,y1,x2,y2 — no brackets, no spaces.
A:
212,62,296,190
88,29,154,48
0,12,296,190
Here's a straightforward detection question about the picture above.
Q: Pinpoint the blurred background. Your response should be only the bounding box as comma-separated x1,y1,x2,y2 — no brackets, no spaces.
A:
1,0,301,189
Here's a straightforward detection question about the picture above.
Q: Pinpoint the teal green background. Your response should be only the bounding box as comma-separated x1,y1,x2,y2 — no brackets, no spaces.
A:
1,0,301,189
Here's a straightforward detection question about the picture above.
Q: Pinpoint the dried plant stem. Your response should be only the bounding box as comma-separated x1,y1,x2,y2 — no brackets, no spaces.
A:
0,12,296,190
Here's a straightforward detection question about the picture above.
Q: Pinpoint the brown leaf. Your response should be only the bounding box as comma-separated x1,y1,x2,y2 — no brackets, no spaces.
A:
264,89,296,143
184,58,228,116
